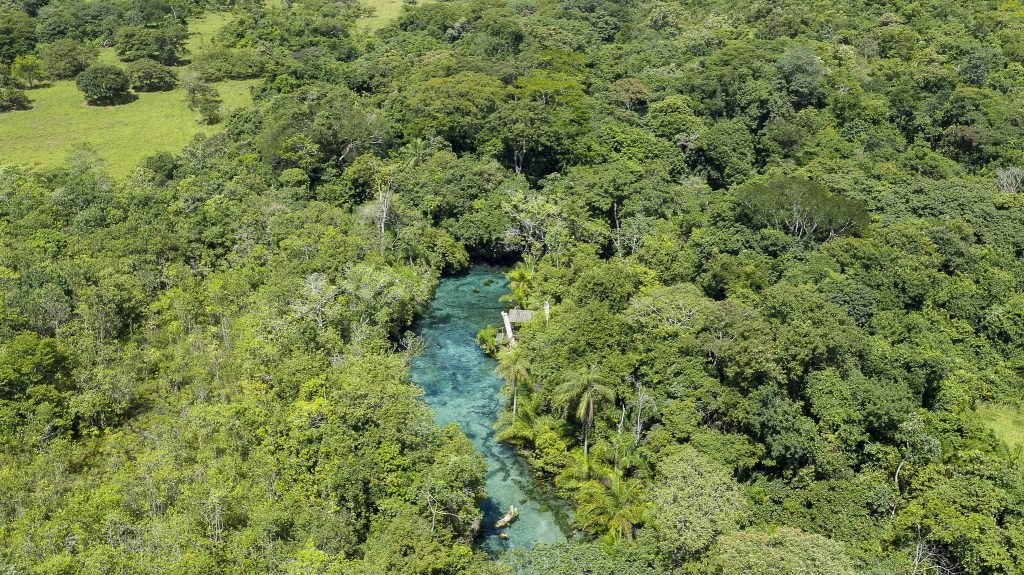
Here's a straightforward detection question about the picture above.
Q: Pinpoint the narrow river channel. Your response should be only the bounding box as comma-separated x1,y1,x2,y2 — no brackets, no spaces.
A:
410,266,568,555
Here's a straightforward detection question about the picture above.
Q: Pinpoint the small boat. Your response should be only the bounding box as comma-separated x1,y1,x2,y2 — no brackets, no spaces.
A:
494,505,518,529
499,532,508,540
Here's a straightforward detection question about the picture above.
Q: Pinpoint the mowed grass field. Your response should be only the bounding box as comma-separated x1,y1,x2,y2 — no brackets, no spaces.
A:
0,13,253,178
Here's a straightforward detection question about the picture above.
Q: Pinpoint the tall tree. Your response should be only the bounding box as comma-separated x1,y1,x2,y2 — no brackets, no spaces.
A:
575,471,648,543
496,345,530,420
554,364,615,460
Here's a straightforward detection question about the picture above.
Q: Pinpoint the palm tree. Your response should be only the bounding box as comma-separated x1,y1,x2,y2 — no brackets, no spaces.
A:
402,137,429,167
575,470,648,544
553,364,615,460
556,447,612,489
496,346,530,420
494,392,540,447
500,265,533,308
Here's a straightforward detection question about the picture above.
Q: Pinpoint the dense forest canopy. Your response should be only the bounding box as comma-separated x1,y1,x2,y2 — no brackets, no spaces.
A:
2,0,1024,573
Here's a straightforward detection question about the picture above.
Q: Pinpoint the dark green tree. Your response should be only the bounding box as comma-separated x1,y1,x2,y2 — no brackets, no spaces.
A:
126,58,176,92
37,39,98,79
75,64,131,105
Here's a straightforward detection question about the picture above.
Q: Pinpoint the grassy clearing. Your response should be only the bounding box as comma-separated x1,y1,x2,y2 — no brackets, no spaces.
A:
358,0,409,31
358,0,433,31
0,12,252,178
96,47,121,65
0,79,255,177
977,402,1024,451
187,12,234,55
0,3,418,177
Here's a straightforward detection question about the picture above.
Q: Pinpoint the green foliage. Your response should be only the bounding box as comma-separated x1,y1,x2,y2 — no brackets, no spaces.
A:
507,542,654,575
0,70,30,110
406,71,506,151
182,70,222,124
574,470,648,543
710,527,859,575
3,0,1024,571
553,364,615,459
0,3,35,64
647,95,703,141
189,46,265,82
10,53,44,87
646,446,751,564
776,45,826,110
36,39,98,79
114,21,187,64
126,58,176,92
736,176,869,241
475,324,499,356
690,120,755,188
75,64,131,105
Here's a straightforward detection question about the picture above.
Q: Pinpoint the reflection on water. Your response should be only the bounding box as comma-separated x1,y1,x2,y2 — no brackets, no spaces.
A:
411,266,568,556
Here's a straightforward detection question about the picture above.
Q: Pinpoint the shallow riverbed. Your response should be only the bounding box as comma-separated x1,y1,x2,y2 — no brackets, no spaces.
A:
410,266,568,555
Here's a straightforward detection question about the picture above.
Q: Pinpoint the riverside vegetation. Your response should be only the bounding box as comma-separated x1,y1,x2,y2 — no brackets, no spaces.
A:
1,0,1024,573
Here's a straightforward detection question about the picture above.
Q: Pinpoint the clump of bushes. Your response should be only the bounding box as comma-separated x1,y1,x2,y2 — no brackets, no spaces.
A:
113,22,187,64
75,64,132,105
0,65,30,112
181,70,222,124
11,54,46,87
0,85,30,111
37,39,98,79
126,58,176,92
189,46,266,82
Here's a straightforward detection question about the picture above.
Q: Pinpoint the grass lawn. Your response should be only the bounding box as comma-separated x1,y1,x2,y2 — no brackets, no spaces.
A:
977,402,1024,451
0,12,251,178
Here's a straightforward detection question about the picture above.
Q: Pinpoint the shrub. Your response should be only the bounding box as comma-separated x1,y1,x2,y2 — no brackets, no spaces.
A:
141,151,178,184
11,53,45,87
190,46,266,82
0,3,36,64
0,65,30,111
114,22,187,64
37,39,98,79
181,73,221,124
0,85,30,111
75,64,131,105
126,58,176,92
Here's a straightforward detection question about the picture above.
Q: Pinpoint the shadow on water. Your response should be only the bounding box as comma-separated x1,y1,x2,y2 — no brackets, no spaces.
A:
410,266,571,556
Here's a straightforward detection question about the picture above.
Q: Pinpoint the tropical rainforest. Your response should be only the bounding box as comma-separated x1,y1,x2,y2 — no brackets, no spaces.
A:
2,0,1024,573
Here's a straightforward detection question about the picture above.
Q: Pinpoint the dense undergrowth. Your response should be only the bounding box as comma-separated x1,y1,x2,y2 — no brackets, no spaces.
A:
1,0,1024,573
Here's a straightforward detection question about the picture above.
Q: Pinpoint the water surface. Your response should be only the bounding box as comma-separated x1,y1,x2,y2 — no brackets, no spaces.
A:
411,266,568,555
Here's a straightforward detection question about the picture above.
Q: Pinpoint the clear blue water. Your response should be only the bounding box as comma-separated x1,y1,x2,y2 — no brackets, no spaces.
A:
410,266,568,555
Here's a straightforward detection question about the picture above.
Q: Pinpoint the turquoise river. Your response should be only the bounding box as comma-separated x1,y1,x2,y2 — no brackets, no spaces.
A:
410,266,568,555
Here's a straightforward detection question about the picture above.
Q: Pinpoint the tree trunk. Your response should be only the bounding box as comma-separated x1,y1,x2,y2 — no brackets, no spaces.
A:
583,393,593,460
583,421,589,461
511,380,518,421
376,177,393,255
